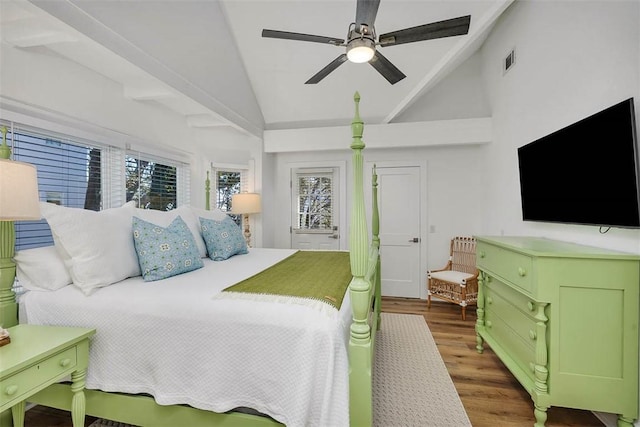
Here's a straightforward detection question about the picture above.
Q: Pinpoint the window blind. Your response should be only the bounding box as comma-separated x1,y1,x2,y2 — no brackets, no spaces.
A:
3,124,117,250
1,120,190,250
213,168,246,212
126,152,186,211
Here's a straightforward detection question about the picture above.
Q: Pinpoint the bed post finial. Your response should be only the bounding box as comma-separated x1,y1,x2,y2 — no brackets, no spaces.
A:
351,92,364,150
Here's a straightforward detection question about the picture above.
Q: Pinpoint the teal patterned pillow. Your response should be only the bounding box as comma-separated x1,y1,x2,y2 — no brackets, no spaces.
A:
200,216,248,261
132,215,204,282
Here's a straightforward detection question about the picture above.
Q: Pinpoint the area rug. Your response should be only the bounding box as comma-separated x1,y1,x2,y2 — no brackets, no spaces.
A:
373,312,471,426
89,312,470,427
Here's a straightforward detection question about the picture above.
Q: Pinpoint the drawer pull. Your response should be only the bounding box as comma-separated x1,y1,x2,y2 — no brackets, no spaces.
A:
479,251,486,258
486,297,493,305
486,320,493,328
527,301,535,311
529,330,537,340
59,358,72,368
518,267,527,277
4,385,18,396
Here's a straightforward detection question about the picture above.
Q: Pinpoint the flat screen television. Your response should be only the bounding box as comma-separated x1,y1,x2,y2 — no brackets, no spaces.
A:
517,97,640,228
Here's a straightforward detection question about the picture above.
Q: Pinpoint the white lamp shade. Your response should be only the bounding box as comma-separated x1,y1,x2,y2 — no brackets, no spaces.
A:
231,193,261,215
0,158,41,220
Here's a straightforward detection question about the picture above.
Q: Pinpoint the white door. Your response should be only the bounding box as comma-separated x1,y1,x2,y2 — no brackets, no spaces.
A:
291,168,340,250
377,166,421,298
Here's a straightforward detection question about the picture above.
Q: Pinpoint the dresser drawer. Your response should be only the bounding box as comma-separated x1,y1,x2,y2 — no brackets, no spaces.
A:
478,242,533,293
0,346,77,408
485,276,539,318
485,283,539,346
484,309,536,384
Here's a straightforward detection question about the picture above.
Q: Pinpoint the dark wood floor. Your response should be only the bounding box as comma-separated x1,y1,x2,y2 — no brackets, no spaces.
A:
23,297,605,426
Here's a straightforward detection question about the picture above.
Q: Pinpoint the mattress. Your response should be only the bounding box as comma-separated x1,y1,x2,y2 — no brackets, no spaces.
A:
20,248,352,427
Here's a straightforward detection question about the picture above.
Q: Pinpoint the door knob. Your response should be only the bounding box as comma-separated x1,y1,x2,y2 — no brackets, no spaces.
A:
408,237,420,243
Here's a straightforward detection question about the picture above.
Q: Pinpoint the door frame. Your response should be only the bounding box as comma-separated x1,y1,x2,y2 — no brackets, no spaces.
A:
365,160,428,299
287,160,347,250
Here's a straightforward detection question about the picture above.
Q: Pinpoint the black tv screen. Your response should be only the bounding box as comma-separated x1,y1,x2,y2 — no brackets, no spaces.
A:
517,98,640,228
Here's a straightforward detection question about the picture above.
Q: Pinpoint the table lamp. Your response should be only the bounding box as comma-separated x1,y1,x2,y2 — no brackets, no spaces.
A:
231,193,261,247
0,126,42,329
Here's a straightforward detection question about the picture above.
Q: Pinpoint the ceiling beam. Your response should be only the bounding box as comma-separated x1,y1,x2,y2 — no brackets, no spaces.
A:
27,0,264,139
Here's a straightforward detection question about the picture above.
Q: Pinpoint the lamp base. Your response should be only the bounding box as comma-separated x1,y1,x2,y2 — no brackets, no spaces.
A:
243,214,252,248
0,221,18,328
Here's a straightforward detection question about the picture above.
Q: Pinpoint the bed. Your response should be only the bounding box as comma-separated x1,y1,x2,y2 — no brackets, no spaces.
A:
2,92,381,426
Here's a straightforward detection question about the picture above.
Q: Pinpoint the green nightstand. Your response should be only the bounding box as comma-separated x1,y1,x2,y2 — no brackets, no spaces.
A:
0,324,95,427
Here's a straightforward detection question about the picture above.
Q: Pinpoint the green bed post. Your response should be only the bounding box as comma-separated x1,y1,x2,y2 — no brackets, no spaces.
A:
371,165,381,330
205,171,211,211
348,92,372,427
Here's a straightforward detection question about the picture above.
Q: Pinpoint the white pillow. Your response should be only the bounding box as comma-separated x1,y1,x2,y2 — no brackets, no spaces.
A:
189,206,229,222
40,201,140,295
132,206,207,258
14,246,72,291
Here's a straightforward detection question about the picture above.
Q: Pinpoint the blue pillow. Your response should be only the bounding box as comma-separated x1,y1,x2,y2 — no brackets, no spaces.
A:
132,215,204,282
200,216,248,261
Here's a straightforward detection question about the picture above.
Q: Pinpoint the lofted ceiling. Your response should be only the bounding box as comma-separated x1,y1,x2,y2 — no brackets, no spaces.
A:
1,0,514,138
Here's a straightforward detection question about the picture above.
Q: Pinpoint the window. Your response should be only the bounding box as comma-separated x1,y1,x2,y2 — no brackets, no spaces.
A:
126,155,177,211
295,170,334,230
9,129,106,250
213,167,247,226
2,122,190,250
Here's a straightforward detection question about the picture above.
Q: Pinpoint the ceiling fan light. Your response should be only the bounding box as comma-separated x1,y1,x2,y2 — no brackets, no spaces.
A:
346,38,375,63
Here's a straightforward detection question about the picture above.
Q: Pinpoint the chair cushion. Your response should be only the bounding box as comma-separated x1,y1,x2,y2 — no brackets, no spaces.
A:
429,270,475,285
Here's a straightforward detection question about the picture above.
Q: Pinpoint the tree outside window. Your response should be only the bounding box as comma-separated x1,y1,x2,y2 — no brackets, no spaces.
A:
126,156,177,211
297,174,333,230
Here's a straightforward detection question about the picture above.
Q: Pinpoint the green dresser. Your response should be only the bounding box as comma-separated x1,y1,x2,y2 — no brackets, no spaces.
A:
474,236,639,427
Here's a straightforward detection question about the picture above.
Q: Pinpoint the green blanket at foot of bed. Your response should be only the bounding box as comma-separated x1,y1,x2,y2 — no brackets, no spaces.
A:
222,251,352,310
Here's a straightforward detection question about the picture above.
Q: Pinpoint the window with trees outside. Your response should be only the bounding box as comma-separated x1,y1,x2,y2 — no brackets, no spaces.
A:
126,155,178,211
4,124,189,251
213,168,246,226
295,170,333,231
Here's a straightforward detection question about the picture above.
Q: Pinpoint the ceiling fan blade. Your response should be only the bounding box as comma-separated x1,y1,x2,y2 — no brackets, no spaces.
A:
355,0,380,29
305,54,348,84
369,50,406,85
262,29,344,45
379,15,471,47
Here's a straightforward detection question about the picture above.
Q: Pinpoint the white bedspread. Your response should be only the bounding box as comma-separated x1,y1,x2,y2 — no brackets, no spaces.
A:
21,248,352,427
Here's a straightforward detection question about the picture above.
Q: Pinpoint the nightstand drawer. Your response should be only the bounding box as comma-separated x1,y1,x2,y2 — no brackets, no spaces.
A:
478,242,533,293
0,346,77,408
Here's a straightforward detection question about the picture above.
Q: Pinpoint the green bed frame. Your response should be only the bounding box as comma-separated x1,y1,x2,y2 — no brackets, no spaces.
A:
1,92,382,426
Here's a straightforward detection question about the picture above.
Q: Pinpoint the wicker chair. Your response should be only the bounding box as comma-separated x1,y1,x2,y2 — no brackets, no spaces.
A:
427,236,479,320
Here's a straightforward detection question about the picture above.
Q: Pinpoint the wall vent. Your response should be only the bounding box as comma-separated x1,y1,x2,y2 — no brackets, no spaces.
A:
503,48,516,74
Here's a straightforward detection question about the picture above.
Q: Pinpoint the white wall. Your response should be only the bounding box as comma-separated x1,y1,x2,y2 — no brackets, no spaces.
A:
394,51,492,123
478,0,640,254
476,2,640,425
271,144,485,275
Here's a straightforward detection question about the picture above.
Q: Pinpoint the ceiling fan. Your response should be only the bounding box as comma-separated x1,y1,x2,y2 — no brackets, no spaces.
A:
262,0,471,85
